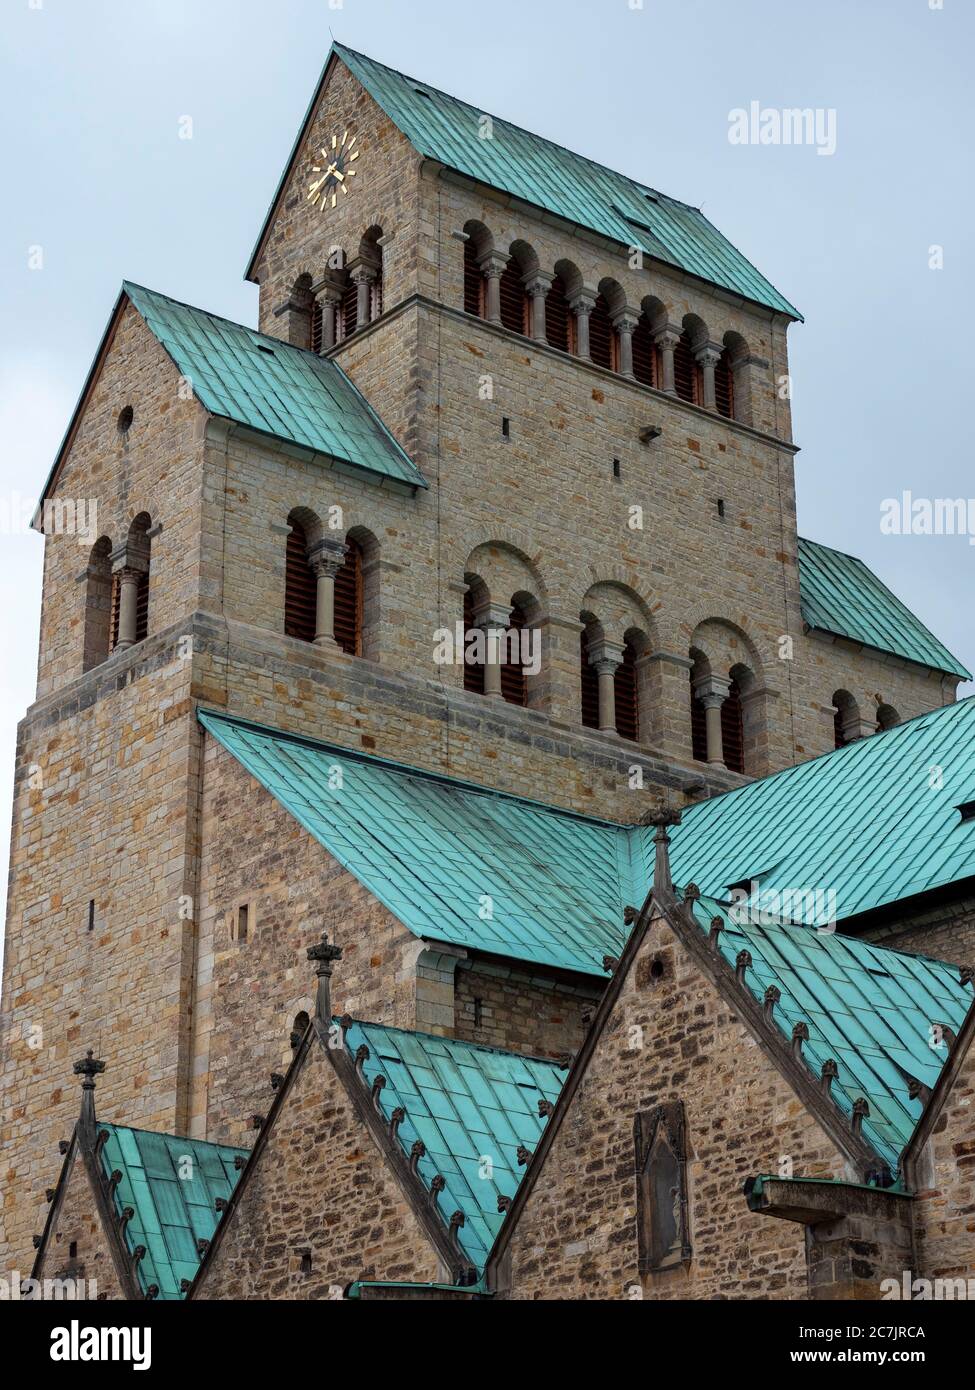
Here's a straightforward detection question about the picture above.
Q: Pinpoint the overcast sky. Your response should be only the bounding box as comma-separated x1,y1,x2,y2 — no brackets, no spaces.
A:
1,0,972,949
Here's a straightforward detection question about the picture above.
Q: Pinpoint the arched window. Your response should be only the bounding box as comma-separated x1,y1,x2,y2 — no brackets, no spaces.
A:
463,588,485,694
284,519,316,643
580,628,600,729
632,315,657,388
614,640,639,742
673,332,702,404
110,513,151,651
333,537,363,656
832,690,857,748
499,259,529,334
500,601,528,707
690,676,708,763
721,680,745,774
588,293,617,371
361,226,383,320
463,237,484,316
83,537,113,672
545,274,573,353
714,348,735,418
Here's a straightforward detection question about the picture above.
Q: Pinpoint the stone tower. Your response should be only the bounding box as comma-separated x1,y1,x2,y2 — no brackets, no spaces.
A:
1,43,965,1275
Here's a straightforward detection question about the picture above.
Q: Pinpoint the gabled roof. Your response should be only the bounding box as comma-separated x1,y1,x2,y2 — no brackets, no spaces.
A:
668,697,975,925
798,536,970,680
199,699,975,975
246,43,800,320
123,283,426,490
687,894,971,1171
98,1124,248,1300
37,282,426,516
343,1019,563,1271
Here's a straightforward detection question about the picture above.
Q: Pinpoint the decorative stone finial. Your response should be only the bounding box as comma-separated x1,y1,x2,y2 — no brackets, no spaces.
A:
851,1097,870,1136
791,1021,809,1055
708,917,723,948
497,1194,513,1214
735,949,752,982
537,1099,554,1119
821,1059,839,1093
763,986,780,1019
641,804,682,894
306,930,343,1022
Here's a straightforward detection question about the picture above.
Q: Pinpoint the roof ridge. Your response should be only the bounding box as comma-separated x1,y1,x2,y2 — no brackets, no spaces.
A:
332,41,685,213
97,1118,247,1154
123,279,300,353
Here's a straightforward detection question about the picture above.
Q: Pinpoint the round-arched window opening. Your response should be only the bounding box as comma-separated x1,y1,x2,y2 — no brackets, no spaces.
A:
649,957,665,982
117,406,134,436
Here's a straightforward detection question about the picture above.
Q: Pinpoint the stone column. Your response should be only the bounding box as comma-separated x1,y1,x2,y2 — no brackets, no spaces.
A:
568,290,597,361
523,272,553,343
350,263,378,328
693,674,731,767
695,341,724,411
317,282,344,353
588,638,626,733
471,599,512,699
613,309,641,380
307,537,348,649
652,325,682,395
477,252,509,325
109,541,148,651
839,707,877,743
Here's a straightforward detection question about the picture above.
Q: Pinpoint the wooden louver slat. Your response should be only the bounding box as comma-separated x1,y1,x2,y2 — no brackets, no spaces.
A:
632,316,657,388
721,681,745,774
333,538,362,657
545,275,572,353
714,349,734,419
673,333,701,404
588,294,616,371
500,603,528,708
135,571,149,644
614,642,639,742
110,572,121,651
463,239,484,317
341,280,358,339
310,299,323,354
463,589,485,694
284,524,316,643
580,630,600,729
499,260,529,334
690,677,708,763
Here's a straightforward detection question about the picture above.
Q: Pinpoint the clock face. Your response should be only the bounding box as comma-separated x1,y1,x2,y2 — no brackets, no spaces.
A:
307,130,360,212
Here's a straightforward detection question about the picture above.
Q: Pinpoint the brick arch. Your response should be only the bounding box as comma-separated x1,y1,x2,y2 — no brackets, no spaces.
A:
576,566,672,647
681,610,777,690
579,579,659,650
460,535,549,612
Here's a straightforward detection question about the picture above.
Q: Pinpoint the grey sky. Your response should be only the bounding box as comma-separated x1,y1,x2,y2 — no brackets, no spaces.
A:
1,0,972,943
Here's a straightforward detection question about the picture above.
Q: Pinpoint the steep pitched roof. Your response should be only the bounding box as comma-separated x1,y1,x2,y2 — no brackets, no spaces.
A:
123,282,425,490
36,281,425,516
98,1124,248,1300
343,1020,563,1271
246,43,800,319
687,894,971,1171
199,698,975,975
798,536,970,679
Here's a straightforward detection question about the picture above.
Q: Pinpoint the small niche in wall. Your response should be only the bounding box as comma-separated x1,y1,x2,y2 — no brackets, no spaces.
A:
230,900,254,943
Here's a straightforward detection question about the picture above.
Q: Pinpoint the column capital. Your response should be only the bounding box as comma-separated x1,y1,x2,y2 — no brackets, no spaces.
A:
469,597,512,631
652,323,683,352
693,673,731,706
348,259,378,286
476,250,510,278
588,637,626,673
109,542,148,577
523,271,554,297
568,289,598,316
612,307,641,334
307,535,347,579
694,340,725,369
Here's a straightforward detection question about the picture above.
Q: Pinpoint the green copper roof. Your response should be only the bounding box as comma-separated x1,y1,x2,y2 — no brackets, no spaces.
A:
685,893,971,1171
198,708,631,976
248,44,799,319
123,282,426,491
798,536,970,679
97,1124,248,1300
341,1019,562,1270
669,698,975,925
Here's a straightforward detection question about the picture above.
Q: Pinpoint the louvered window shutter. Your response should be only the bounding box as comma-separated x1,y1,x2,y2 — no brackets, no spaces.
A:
580,630,600,729
310,299,323,354
714,349,735,418
333,538,362,657
463,589,485,694
545,275,572,352
674,333,701,404
500,603,528,707
463,240,483,316
614,642,639,742
632,317,657,388
588,295,617,371
833,709,847,749
110,573,121,651
284,524,316,643
135,571,149,644
499,260,528,334
721,681,745,774
341,280,357,339
690,678,708,763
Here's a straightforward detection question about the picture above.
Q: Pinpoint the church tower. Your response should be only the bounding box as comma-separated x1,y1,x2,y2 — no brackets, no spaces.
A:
2,43,966,1278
